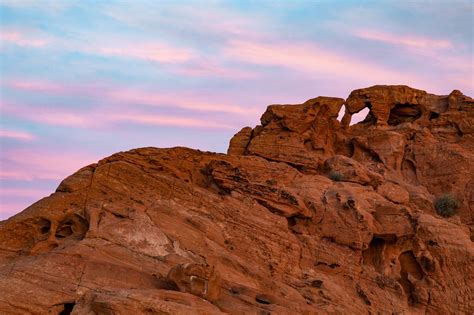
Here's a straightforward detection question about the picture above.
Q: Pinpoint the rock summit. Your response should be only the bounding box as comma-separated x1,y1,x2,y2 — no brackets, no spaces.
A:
0,85,473,314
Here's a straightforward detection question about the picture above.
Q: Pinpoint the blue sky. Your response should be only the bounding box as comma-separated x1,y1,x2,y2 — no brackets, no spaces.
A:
0,0,473,219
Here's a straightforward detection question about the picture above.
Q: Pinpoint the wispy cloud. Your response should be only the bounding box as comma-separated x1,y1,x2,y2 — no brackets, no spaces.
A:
224,39,418,83
0,188,52,198
7,79,68,93
0,148,97,181
1,100,239,130
0,0,76,12
1,28,195,64
0,129,35,141
0,30,48,47
6,79,260,116
354,29,453,50
0,200,38,219
1,26,256,80
0,188,54,220
111,113,234,129
173,60,257,79
107,88,260,116
104,2,265,41
88,41,194,63
2,102,91,128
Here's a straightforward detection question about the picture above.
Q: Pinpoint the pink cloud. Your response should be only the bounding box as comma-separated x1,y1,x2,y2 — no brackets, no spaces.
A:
0,185,54,219
0,129,36,141
6,79,107,97
81,39,256,78
1,29,194,64
174,60,257,79
95,42,193,63
354,30,453,50
1,102,92,128
1,100,240,130
5,79,260,116
1,198,54,220
0,31,48,47
0,188,52,198
109,89,260,116
0,201,33,220
349,30,471,93
223,39,473,95
0,148,99,181
7,80,69,93
105,3,264,40
111,113,235,129
224,40,419,84
84,40,261,77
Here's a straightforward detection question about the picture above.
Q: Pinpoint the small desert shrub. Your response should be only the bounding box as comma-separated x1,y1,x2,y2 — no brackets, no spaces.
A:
434,194,459,217
328,171,343,182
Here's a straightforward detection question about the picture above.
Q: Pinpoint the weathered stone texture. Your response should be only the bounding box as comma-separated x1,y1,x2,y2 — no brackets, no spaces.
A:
0,85,472,314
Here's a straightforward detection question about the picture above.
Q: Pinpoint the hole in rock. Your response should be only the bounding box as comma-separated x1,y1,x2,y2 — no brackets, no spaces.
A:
287,162,306,173
362,237,385,273
111,212,127,219
55,214,89,240
280,190,298,205
58,302,75,315
190,275,207,294
55,225,73,238
388,104,421,125
304,139,313,150
230,287,242,296
356,284,372,306
255,294,272,305
336,105,346,122
287,217,296,228
41,226,50,234
38,218,51,234
345,141,355,158
429,112,440,120
155,277,180,291
315,261,340,269
349,108,370,126
311,280,323,288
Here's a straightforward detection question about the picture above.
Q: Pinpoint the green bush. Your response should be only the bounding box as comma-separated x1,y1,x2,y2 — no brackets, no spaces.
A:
434,194,459,217
328,171,343,182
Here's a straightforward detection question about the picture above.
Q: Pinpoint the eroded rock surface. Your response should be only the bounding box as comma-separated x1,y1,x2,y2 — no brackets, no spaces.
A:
0,85,473,314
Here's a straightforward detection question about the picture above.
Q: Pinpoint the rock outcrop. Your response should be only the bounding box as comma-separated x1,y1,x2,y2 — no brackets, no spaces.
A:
0,85,473,314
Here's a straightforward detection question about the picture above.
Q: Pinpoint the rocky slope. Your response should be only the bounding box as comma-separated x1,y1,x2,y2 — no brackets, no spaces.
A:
0,85,473,314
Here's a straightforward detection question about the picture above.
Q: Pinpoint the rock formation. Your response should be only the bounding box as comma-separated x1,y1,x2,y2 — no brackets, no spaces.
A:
0,85,473,314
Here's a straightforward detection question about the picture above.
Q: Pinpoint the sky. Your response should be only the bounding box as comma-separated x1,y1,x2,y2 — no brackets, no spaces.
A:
0,0,473,220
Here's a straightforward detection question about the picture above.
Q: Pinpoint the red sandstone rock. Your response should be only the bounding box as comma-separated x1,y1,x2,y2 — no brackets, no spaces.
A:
0,85,472,314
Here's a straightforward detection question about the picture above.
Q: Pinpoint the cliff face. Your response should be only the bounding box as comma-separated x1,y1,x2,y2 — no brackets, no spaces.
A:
0,85,473,314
